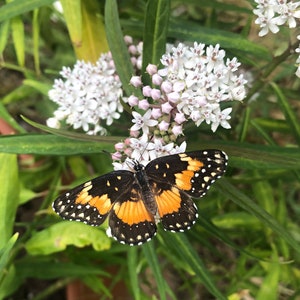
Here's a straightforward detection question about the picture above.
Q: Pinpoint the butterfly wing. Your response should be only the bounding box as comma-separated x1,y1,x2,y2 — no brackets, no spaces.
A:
150,181,198,232
146,150,227,198
53,170,134,226
108,184,157,245
146,150,227,232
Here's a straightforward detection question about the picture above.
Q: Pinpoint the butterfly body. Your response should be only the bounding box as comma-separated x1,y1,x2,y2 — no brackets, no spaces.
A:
53,150,228,246
132,161,159,221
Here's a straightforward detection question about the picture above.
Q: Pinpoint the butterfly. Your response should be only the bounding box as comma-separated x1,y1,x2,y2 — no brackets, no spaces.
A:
52,150,227,246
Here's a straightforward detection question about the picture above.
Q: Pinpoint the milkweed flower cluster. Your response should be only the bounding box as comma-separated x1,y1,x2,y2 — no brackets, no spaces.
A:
253,1,300,77
253,0,300,37
47,37,246,169
47,36,143,135
112,42,247,169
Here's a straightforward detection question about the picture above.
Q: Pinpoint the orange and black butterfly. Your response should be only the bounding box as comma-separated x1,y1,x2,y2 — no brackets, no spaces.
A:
53,150,227,246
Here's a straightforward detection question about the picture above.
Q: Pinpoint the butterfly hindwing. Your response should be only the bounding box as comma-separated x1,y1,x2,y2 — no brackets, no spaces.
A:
107,185,157,245
151,181,198,232
52,170,134,226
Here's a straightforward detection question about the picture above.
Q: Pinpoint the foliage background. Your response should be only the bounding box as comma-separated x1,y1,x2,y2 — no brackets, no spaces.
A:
0,0,300,299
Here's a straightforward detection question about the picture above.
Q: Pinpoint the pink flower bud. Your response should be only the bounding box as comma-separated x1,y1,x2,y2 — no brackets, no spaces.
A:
114,142,124,151
161,81,173,93
158,120,169,131
124,35,133,44
172,125,183,136
128,45,137,55
143,86,152,97
130,76,142,87
152,74,163,85
128,95,139,107
151,108,162,119
111,152,122,160
138,99,150,110
124,148,132,156
174,112,186,124
150,88,161,100
146,64,158,75
161,102,173,114
130,130,140,138
131,57,137,66
124,138,131,145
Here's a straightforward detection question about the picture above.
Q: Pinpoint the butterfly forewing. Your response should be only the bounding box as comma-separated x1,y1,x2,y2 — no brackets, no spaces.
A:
53,170,134,226
146,150,227,198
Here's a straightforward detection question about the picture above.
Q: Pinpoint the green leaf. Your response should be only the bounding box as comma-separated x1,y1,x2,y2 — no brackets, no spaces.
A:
19,185,37,205
1,84,40,105
22,115,125,143
82,275,112,298
0,134,117,155
0,264,20,300
217,179,300,255
142,241,168,300
23,79,51,95
160,232,227,300
257,248,280,300
212,211,261,230
32,9,40,74
189,140,300,170
0,0,55,23
0,154,19,249
79,0,109,62
272,83,300,145
16,256,109,279
142,0,170,70
127,247,141,300
25,221,111,255
0,20,10,55
122,19,269,59
168,20,269,58
59,0,82,46
11,16,25,67
104,0,139,98
0,102,25,133
0,233,19,285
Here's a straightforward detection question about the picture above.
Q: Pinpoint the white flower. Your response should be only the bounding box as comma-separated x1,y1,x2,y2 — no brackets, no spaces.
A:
47,56,123,134
129,134,151,162
46,117,60,129
148,139,175,160
253,0,300,36
130,110,158,134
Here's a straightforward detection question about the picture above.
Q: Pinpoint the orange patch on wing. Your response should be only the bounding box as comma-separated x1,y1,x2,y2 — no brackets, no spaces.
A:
89,194,112,215
75,181,93,205
75,183,112,215
113,200,153,225
187,158,203,171
179,154,204,169
175,170,194,190
175,157,204,190
156,187,182,216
